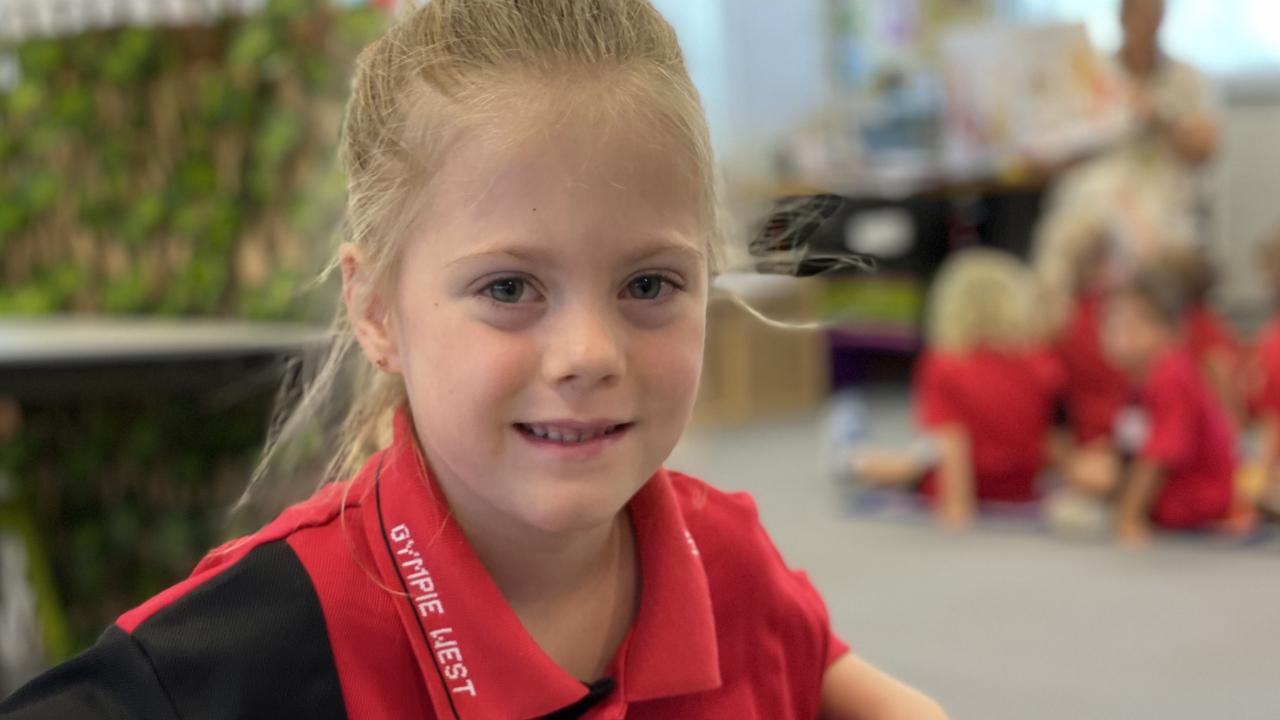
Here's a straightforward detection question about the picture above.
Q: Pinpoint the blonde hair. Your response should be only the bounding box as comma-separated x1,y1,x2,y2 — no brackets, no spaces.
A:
927,247,1038,353
236,0,721,515
1030,209,1117,335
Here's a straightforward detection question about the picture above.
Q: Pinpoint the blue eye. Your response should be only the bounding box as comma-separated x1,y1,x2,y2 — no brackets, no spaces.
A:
626,275,670,300
484,278,528,304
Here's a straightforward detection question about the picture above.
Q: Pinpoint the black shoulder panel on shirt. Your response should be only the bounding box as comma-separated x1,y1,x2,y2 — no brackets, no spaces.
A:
1,540,347,720
132,540,348,720
0,625,178,719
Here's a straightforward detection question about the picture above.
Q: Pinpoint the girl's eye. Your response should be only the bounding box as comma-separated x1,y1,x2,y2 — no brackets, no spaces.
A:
483,278,531,304
625,274,675,300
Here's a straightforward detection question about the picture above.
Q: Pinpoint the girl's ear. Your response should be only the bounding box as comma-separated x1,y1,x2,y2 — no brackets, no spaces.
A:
340,243,402,374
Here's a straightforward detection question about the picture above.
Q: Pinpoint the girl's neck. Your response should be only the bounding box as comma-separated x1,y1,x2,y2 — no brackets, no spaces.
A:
458,505,638,680
465,508,633,606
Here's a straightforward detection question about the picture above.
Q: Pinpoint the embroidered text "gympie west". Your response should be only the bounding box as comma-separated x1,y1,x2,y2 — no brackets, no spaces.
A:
389,523,477,698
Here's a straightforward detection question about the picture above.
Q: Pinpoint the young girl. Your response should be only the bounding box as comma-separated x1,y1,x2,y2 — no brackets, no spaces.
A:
850,248,1063,529
1030,214,1135,503
1101,266,1237,545
1165,248,1243,421
1247,229,1280,517
0,2,944,718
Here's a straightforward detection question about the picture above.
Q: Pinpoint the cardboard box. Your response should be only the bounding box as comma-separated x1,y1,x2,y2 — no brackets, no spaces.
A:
693,277,829,426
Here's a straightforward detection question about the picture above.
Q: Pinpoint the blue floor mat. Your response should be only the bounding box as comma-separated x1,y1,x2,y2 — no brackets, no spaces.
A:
840,486,1280,549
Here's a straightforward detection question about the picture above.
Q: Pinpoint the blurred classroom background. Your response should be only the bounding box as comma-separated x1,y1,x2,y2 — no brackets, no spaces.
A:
2,0,1279,717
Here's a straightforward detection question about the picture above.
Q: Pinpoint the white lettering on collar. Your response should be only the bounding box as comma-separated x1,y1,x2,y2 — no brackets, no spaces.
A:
684,528,701,556
390,524,446,617
430,627,478,697
389,524,477,698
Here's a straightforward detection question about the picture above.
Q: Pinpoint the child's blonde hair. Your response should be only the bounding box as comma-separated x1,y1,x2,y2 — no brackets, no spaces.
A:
238,0,721,514
927,247,1037,353
1030,210,1115,334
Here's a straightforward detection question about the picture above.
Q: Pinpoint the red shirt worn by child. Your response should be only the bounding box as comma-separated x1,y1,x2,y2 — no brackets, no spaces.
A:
1138,350,1236,529
915,346,1064,503
1185,302,1240,368
1,408,848,720
1249,317,1280,418
1058,293,1130,444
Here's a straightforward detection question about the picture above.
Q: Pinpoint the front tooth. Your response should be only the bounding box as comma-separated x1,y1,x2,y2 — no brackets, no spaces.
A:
546,429,565,441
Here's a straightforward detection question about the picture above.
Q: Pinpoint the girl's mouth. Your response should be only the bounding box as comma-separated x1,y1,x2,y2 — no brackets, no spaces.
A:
514,422,632,444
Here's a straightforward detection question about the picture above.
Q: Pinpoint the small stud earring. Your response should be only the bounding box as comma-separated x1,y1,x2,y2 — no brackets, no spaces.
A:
375,357,388,369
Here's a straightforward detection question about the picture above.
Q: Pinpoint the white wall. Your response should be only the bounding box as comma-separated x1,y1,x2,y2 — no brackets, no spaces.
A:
651,0,832,179
718,0,830,177
648,0,734,153
1204,79,1280,322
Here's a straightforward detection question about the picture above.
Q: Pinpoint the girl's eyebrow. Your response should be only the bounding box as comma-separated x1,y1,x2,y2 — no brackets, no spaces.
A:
446,238,705,268
621,240,705,266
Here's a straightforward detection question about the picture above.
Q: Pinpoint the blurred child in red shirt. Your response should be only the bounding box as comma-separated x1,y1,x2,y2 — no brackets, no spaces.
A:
1102,266,1238,545
1247,230,1280,516
850,248,1063,529
1031,215,1138,501
1165,248,1244,422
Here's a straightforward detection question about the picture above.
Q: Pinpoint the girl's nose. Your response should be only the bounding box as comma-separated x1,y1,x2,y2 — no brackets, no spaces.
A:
542,303,625,390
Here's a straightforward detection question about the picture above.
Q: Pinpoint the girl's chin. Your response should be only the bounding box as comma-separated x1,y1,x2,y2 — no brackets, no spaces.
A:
512,484,639,535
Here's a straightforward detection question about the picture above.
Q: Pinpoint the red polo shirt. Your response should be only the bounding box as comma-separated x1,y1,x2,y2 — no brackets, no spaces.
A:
1185,303,1239,367
1250,317,1280,418
1138,350,1236,529
15,407,846,719
1057,293,1131,444
915,346,1063,503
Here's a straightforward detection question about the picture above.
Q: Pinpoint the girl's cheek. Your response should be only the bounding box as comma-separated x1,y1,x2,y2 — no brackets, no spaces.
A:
649,317,705,390
407,307,524,381
626,290,706,332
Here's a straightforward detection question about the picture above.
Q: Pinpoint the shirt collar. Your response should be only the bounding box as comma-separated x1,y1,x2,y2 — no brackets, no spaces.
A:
620,464,721,702
361,407,720,719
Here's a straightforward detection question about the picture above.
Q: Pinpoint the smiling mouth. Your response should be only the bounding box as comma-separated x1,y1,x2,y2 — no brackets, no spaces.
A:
514,422,633,444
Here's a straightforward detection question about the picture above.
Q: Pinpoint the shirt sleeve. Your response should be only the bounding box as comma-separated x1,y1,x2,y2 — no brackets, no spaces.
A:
1159,59,1216,123
1140,376,1195,471
824,605,853,668
748,513,850,671
3,541,345,720
0,625,179,720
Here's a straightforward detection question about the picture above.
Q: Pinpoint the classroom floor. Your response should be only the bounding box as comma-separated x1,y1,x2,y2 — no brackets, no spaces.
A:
669,386,1280,720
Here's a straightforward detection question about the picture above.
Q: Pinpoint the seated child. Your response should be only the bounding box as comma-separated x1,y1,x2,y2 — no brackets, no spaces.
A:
1101,266,1238,544
850,248,1063,529
1247,229,1280,516
1052,229,1132,451
1030,220,1143,513
1166,247,1243,421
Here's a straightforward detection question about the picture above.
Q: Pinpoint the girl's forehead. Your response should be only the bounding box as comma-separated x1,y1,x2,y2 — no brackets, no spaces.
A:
397,112,708,274
427,111,705,230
